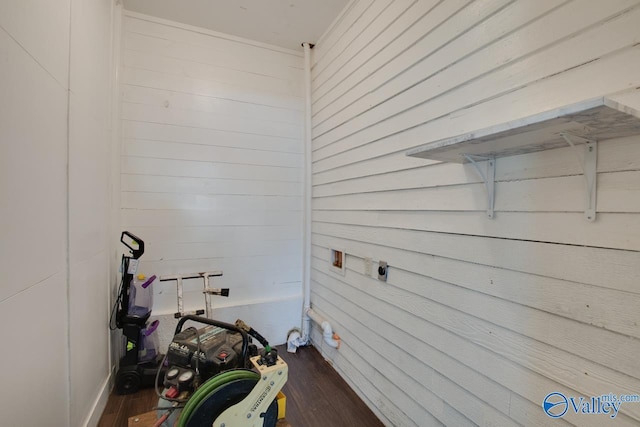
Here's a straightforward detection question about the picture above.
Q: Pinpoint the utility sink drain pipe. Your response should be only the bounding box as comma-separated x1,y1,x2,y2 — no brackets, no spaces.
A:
307,307,341,349
289,42,340,352
301,41,313,346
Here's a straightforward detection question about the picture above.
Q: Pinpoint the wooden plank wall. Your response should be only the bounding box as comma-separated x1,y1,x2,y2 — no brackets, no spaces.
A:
309,1,640,426
120,13,305,343
0,1,71,425
1,1,119,425
68,2,118,425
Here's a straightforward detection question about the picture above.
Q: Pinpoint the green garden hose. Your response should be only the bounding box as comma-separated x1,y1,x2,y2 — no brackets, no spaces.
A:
177,369,259,427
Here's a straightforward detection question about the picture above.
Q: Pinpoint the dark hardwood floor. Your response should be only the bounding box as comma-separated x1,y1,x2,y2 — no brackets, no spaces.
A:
98,345,384,427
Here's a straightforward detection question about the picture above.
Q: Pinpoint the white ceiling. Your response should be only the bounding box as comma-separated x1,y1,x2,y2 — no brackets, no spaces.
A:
122,0,350,51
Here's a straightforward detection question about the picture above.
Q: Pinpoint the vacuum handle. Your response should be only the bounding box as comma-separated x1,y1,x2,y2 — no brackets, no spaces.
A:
121,231,145,259
174,315,249,362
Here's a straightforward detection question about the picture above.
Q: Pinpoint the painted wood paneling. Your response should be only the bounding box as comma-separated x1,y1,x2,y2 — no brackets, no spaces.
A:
121,14,304,337
310,256,640,426
312,0,472,111
310,269,564,427
314,210,640,251
1,1,117,425
123,15,303,73
0,13,70,427
311,0,395,85
121,103,303,140
123,139,302,167
309,1,640,426
121,207,301,228
0,274,70,426
313,135,640,189
122,66,303,111
121,157,302,183
68,1,121,424
312,0,441,103
122,85,304,125
311,0,375,71
312,1,640,166
0,0,70,87
122,121,302,154
0,28,68,302
122,174,302,196
122,49,301,98
312,0,416,95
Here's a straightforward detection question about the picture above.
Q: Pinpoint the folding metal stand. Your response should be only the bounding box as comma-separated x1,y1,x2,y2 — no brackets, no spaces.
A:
159,271,229,318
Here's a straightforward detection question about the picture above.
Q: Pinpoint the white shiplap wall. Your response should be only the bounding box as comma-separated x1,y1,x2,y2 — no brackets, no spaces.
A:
120,13,305,344
68,1,118,425
309,1,640,426
0,2,70,425
1,1,118,426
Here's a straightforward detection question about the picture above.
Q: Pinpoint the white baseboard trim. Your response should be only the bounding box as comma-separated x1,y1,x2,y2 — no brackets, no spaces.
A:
82,374,112,427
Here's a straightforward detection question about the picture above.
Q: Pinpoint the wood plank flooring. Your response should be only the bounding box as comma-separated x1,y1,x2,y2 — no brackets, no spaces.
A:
98,345,384,427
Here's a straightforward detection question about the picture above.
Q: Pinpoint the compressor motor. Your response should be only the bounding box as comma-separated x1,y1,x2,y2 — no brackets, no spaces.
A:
163,323,255,394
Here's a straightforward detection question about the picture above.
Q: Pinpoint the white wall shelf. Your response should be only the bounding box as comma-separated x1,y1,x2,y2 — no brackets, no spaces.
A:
406,96,640,221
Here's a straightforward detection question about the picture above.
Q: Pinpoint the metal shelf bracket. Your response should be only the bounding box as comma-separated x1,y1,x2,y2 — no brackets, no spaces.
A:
463,154,496,219
559,132,598,222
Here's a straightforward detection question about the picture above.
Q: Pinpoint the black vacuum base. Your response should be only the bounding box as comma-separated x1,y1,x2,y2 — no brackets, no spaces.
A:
116,356,167,395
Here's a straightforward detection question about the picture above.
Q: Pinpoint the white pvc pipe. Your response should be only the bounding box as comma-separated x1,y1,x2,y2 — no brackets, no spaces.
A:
307,308,341,349
297,44,339,351
301,42,313,340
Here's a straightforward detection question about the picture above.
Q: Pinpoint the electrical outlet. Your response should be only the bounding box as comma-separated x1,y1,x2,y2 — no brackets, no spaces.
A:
378,261,388,282
364,258,372,276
